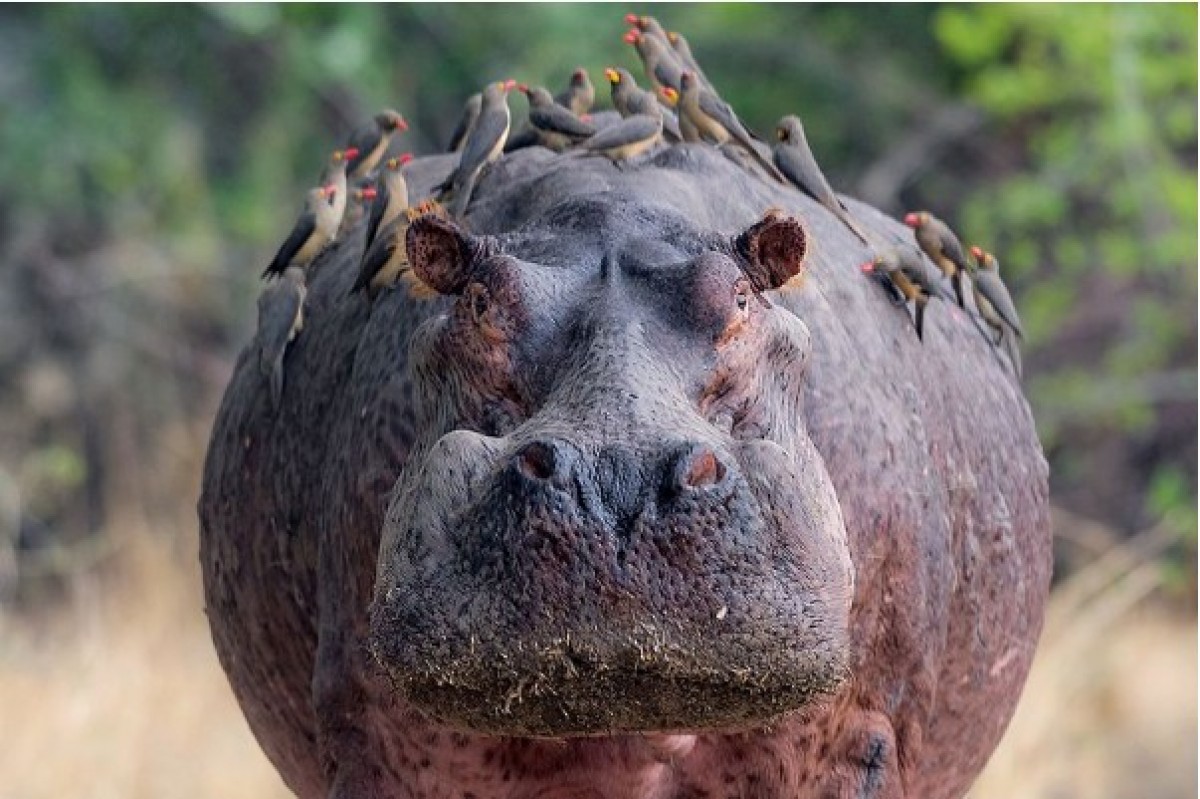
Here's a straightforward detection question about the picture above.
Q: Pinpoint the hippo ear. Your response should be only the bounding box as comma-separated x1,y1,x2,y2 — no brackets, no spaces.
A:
733,212,809,291
405,214,489,296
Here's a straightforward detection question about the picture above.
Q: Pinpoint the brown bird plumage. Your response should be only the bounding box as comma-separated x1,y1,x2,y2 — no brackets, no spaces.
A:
352,201,444,300
676,71,786,183
906,211,969,308
861,244,953,340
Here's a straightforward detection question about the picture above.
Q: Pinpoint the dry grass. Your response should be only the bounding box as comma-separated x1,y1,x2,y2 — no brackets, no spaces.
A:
0,532,1193,799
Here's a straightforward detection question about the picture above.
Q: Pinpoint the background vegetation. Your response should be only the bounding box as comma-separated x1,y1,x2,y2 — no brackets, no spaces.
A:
0,4,1193,797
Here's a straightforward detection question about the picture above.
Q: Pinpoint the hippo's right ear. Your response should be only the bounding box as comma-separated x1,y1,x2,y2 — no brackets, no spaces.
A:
733,211,809,291
405,215,492,296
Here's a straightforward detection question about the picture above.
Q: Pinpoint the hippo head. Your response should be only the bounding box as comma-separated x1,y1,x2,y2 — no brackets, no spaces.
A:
369,200,853,737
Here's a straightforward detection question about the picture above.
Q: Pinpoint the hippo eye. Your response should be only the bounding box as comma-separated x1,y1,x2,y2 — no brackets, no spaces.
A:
734,280,752,316
467,282,490,324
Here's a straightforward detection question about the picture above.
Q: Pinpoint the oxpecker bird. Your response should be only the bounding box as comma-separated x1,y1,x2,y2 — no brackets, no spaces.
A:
344,109,408,180
607,66,682,141
905,211,970,308
861,244,953,340
438,80,516,219
262,184,340,279
970,246,1024,377
256,265,307,410
667,31,712,90
364,153,413,253
774,115,869,245
676,71,786,182
555,68,596,116
520,84,596,151
624,28,684,98
318,148,357,239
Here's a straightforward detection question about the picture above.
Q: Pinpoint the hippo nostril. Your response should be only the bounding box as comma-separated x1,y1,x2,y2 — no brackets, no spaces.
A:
516,441,559,482
670,445,728,492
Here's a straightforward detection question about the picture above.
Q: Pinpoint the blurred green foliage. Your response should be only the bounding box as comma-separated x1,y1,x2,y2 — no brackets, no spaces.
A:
0,4,1194,580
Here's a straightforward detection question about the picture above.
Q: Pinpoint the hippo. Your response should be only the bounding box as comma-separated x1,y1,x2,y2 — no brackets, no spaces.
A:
200,134,1051,798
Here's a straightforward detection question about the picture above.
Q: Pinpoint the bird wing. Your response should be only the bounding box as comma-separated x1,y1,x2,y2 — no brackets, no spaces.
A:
256,280,303,375
899,247,954,302
775,145,837,206
263,209,316,278
447,104,476,153
352,220,400,294
937,224,971,272
974,270,1024,336
363,179,391,252
458,108,510,177
696,90,741,135
584,115,661,151
345,124,382,173
530,104,595,138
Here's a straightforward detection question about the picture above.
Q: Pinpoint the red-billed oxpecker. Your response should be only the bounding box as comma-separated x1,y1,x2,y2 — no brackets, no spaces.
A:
905,211,970,309
262,184,340,279
364,154,413,253
344,109,408,180
860,244,954,341
970,246,1025,377
437,80,517,219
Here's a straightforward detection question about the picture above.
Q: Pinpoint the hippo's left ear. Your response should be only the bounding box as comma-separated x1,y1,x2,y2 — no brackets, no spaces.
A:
733,211,809,291
405,214,495,296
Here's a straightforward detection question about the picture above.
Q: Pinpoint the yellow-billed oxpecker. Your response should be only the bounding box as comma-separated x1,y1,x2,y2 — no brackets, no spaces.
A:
775,115,869,245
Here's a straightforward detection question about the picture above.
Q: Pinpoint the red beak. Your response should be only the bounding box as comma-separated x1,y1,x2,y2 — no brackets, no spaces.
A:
503,79,517,92
362,187,377,200
343,147,360,160
623,29,639,44
859,261,876,274
903,212,919,228
399,153,414,165
970,246,984,261
624,12,639,24
397,118,409,132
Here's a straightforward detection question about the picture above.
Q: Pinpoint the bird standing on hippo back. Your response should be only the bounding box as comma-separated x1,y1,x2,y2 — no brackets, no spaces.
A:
861,244,954,340
970,246,1025,377
363,154,413,254
437,79,516,219
774,115,870,245
519,83,596,152
255,265,307,410
906,211,971,308
261,183,341,279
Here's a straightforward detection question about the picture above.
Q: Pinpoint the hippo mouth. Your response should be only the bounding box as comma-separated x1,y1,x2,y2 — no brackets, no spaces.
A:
369,434,853,737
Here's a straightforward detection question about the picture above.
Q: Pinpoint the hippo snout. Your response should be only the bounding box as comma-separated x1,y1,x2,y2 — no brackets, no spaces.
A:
370,422,853,737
